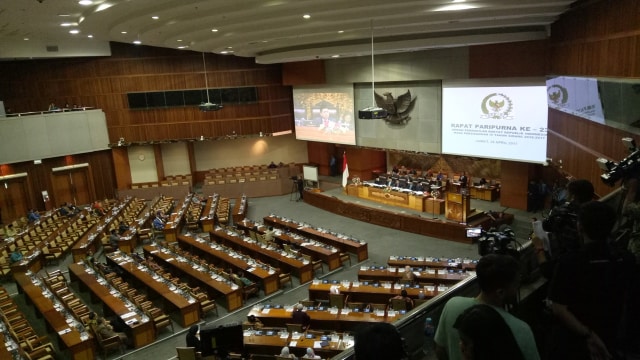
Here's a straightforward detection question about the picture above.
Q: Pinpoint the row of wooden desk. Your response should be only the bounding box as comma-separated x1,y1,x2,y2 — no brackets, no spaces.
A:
142,244,244,311
176,234,281,295
263,215,368,262
163,194,194,242
105,252,201,327
243,330,351,359
210,227,314,284
67,263,156,348
357,267,470,285
307,281,444,304
387,256,478,271
14,272,96,360
236,220,342,271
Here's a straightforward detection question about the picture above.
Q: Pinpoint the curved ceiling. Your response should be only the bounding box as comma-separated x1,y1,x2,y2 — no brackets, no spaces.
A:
0,0,576,63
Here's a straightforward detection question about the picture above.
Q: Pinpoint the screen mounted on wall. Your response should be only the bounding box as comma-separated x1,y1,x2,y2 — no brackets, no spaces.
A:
442,80,548,164
293,85,356,145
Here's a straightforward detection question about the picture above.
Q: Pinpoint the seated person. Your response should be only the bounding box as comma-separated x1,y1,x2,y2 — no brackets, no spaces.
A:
478,177,488,186
302,348,321,359
186,325,202,352
9,249,23,264
118,223,130,235
400,265,415,283
145,256,162,272
58,203,70,217
84,250,95,267
279,346,297,359
152,211,166,231
109,229,120,248
246,314,263,329
264,226,276,242
27,209,41,223
291,304,311,331
389,289,414,311
268,161,278,168
92,201,105,216
5,224,17,238
235,271,253,286
96,317,129,347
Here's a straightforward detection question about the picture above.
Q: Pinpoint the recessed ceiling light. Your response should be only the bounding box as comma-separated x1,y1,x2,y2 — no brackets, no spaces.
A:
69,29,80,34
338,30,344,33
23,38,29,41
211,29,218,32
60,22,77,27
433,3,477,11
331,55,340,58
303,14,311,19
121,31,127,34
78,0,93,5
133,40,141,45
177,46,188,49
87,35,93,38
58,14,71,17
220,51,229,54
151,16,159,20
177,39,183,42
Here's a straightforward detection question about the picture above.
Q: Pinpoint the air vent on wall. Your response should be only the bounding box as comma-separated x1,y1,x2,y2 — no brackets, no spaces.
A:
46,45,59,52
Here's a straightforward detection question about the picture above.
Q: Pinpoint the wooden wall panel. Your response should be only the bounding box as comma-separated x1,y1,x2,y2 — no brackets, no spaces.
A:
500,161,531,210
282,60,326,85
469,40,548,78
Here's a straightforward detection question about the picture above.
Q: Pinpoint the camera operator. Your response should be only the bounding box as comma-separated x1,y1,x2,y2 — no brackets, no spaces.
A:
531,179,594,279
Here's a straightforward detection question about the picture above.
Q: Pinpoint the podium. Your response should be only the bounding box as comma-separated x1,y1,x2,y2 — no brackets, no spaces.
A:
445,192,471,222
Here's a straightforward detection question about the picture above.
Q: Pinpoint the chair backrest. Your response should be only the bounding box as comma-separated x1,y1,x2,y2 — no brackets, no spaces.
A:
329,293,345,308
176,347,197,360
390,298,407,311
286,323,304,333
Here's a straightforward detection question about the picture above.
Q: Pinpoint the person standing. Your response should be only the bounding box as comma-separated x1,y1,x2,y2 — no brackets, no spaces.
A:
291,304,311,331
434,254,539,360
546,201,635,360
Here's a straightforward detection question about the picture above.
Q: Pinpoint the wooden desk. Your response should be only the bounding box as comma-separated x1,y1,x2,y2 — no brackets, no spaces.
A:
200,195,219,233
163,194,193,242
243,331,350,359
424,198,445,215
142,245,243,311
470,186,499,201
232,195,248,224
236,220,342,271
247,306,397,332
68,263,155,348
176,234,280,295
210,228,314,284
14,273,96,360
387,256,477,271
308,281,441,304
357,267,470,285
263,216,368,262
105,252,201,327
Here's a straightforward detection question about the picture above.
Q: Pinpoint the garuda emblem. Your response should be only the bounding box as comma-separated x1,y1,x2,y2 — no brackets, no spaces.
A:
375,90,416,125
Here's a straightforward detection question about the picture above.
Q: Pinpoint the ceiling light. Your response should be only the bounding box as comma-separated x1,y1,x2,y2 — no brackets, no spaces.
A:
331,55,340,58
58,14,71,17
211,29,218,32
177,46,188,49
60,22,77,27
69,29,80,34
133,40,141,45
87,34,93,38
151,16,159,20
303,14,311,19
338,30,344,34
121,31,127,34
78,0,93,5
95,3,113,12
23,38,29,41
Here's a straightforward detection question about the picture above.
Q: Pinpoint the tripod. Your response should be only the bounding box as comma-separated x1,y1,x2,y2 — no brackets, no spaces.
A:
290,179,300,201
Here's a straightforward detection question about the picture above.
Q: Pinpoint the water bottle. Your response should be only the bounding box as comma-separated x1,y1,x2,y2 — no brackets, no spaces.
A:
424,317,435,357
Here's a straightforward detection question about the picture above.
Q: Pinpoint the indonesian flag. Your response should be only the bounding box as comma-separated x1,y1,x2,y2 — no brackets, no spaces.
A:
342,152,349,188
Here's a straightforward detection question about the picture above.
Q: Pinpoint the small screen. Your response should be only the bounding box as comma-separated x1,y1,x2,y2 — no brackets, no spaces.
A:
466,227,482,237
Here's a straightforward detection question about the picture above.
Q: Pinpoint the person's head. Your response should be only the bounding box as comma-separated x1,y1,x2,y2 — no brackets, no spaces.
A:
354,322,407,360
578,201,616,244
8,224,13,229
306,348,316,357
268,226,273,231
188,324,199,336
110,229,116,234
89,312,96,320
248,314,258,323
320,108,330,119
404,265,411,272
97,317,105,325
476,254,520,305
280,346,291,356
567,179,594,204
454,304,524,360
296,303,304,312
400,289,408,297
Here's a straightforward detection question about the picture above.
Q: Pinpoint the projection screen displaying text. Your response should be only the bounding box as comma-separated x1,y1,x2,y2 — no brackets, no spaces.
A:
442,80,548,164
293,85,356,145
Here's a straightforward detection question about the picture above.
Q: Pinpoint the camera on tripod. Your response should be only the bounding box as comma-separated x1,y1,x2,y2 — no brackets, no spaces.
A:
468,226,518,256
597,137,640,186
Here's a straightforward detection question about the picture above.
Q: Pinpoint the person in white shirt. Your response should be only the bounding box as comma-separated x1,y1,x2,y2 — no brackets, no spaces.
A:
302,347,320,359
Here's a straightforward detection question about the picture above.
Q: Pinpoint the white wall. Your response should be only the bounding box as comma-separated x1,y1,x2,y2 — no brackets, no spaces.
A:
128,145,158,183
161,142,191,176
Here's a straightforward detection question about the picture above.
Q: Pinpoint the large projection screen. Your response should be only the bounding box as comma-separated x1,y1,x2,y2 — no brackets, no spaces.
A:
293,85,356,145
442,79,548,164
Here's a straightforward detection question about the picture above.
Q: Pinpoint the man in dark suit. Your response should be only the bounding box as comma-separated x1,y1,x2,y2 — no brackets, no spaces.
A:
291,304,311,331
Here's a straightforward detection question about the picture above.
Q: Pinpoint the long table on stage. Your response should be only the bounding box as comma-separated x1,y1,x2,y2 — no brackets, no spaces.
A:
307,281,441,304
469,186,499,201
358,267,470,285
263,216,368,262
14,273,96,360
142,245,243,311
106,252,200,327
210,228,314,284
347,184,429,212
176,234,280,295
68,263,155,348
247,306,397,332
243,331,350,359
236,220,341,272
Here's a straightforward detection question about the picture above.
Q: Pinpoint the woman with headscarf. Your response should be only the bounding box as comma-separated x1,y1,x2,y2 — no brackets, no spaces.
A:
302,347,320,359
186,324,201,352
279,346,297,359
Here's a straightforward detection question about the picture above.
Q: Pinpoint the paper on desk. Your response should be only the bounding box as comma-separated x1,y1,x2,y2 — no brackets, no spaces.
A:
289,341,297,347
313,341,323,348
121,311,137,319
262,308,271,314
58,328,72,335
532,220,550,252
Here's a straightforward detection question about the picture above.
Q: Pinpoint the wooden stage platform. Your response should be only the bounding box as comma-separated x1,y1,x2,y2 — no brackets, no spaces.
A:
302,189,513,244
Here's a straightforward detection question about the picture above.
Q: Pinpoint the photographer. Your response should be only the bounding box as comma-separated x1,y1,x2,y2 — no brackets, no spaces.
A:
531,179,594,279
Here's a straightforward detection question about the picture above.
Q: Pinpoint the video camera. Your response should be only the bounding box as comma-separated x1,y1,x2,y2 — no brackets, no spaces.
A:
597,137,640,186
468,226,518,256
